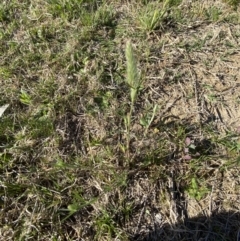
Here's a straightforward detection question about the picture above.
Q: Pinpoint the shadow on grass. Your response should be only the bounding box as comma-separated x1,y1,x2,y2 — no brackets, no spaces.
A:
132,210,240,241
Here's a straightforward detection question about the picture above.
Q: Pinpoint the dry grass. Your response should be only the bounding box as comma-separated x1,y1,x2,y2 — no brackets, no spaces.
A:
0,0,240,240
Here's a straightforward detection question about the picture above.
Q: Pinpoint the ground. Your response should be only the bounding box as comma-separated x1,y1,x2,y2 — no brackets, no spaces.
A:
0,0,240,240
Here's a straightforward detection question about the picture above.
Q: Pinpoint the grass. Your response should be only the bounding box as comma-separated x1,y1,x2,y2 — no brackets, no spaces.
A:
0,0,240,240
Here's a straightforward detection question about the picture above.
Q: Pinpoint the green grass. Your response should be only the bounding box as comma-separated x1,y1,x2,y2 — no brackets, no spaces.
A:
1,0,240,240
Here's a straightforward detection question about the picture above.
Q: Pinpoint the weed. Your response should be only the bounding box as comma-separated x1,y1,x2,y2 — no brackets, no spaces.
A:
95,210,117,240
140,103,158,137
138,0,169,31
187,177,209,201
124,41,142,160
19,90,32,106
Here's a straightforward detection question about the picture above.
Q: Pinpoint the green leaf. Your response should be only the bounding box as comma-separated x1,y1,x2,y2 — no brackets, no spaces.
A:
140,117,148,126
20,90,32,105
191,177,198,190
67,203,79,213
